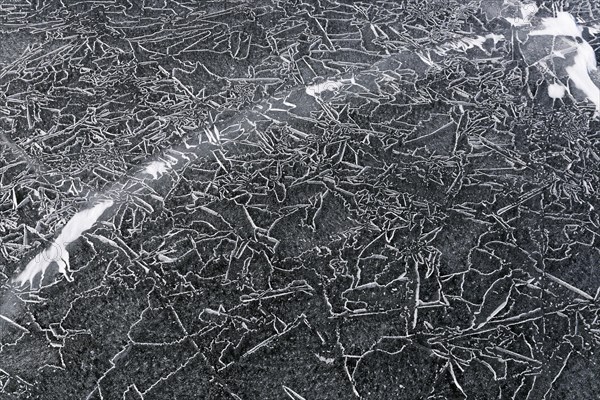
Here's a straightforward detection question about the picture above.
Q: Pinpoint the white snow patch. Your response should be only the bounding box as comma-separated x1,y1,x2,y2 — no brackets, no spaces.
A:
144,161,170,179
436,34,505,54
505,2,539,26
527,11,600,111
306,80,344,97
529,12,582,37
547,82,566,99
14,200,114,287
305,77,355,98
487,33,505,45
589,25,600,36
157,254,177,263
521,3,539,21
505,17,526,27
451,36,487,52
565,41,600,111
315,353,335,364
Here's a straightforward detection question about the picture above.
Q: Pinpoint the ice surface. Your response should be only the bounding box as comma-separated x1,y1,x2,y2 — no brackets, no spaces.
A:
2,1,600,398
